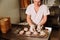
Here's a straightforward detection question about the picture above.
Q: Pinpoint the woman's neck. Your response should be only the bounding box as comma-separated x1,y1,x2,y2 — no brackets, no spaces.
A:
34,5,40,13
34,4,41,8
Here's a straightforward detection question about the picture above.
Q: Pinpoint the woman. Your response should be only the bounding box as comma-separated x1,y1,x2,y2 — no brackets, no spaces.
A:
25,0,50,32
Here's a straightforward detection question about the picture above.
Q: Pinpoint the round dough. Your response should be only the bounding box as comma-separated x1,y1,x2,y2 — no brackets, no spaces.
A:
19,30,24,35
40,31,46,36
33,31,39,36
25,31,31,36
24,27,28,31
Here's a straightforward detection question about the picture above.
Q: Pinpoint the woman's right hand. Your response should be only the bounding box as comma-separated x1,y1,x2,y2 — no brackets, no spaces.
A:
30,25,36,32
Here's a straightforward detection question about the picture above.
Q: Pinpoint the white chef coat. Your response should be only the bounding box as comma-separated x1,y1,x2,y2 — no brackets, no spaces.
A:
25,4,50,25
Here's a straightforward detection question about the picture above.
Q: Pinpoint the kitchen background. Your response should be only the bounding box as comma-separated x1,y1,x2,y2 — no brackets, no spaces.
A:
19,0,60,28
0,0,60,27
0,0,60,40
0,0,20,24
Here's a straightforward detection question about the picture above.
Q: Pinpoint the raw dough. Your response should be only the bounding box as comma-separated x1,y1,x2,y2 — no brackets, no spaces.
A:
19,30,24,35
25,31,31,36
40,31,46,36
33,31,39,36
24,27,28,31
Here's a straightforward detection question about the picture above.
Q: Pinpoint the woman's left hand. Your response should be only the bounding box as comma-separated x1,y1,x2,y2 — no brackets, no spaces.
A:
37,25,43,32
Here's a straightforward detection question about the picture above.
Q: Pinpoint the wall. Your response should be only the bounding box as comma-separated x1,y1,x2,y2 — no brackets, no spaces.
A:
46,0,60,6
0,0,20,24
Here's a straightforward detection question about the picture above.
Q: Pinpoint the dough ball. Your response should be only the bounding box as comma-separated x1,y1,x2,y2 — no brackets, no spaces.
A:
40,31,46,36
25,31,31,35
19,30,24,35
33,31,39,36
24,27,28,31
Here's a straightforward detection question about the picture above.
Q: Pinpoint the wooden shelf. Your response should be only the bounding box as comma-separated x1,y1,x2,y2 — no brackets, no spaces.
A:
20,8,26,9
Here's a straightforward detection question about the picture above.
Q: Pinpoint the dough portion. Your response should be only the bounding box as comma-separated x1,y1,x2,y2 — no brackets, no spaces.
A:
19,30,24,35
24,27,28,31
25,31,31,36
33,31,39,36
40,31,46,36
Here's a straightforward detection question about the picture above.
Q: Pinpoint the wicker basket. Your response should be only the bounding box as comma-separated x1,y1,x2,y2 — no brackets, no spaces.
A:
0,17,11,33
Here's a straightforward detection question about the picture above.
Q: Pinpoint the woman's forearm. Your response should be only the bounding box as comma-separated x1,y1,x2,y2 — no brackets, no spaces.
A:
38,16,47,26
27,15,34,26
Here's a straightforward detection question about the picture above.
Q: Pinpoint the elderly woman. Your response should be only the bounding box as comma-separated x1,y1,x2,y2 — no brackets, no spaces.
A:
25,0,50,32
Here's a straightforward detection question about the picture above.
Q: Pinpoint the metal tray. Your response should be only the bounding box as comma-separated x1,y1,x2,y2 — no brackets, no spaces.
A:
18,27,52,38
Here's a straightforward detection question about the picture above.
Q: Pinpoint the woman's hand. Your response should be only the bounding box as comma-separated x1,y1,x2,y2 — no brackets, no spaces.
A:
30,24,36,32
37,25,43,32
